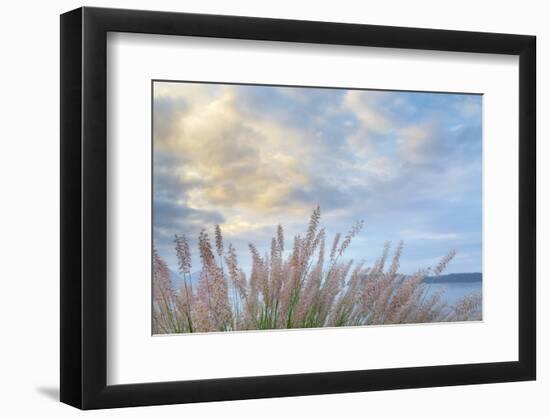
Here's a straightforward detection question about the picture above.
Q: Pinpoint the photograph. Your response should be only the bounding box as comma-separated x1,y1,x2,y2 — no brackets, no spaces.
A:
152,81,483,335
50,3,538,412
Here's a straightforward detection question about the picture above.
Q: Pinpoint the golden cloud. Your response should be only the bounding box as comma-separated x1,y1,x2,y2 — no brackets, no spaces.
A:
154,84,313,216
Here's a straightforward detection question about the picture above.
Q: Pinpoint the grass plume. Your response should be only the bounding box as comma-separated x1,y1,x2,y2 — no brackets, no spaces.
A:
153,207,482,334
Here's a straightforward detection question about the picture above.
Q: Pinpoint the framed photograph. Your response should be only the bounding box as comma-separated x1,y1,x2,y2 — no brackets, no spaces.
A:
60,6,536,409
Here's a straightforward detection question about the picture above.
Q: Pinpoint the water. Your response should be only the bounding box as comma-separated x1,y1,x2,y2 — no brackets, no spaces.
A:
423,281,482,306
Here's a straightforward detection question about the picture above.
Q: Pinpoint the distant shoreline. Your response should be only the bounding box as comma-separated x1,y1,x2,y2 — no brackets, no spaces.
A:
423,272,482,284
170,270,483,288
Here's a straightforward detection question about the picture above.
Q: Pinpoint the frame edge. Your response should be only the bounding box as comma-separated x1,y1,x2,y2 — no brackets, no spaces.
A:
518,34,537,380
60,7,84,409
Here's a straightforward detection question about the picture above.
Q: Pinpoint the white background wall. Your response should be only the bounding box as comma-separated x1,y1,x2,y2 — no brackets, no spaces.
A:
0,0,545,415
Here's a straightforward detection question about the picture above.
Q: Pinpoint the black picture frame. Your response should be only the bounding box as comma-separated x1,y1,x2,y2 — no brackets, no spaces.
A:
60,6,536,410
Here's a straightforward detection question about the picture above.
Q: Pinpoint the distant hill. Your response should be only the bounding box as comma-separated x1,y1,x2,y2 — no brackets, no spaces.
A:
168,270,482,288
423,272,482,284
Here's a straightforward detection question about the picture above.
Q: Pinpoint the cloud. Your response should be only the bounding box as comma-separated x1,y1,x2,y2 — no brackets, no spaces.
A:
154,86,318,215
343,90,392,133
154,199,225,244
455,95,482,118
401,230,459,241
397,122,444,165
153,82,483,274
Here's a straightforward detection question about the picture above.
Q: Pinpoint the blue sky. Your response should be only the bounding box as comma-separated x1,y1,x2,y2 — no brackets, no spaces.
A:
153,81,482,275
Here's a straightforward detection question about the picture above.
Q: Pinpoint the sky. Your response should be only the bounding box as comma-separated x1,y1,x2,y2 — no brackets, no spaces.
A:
153,81,482,276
